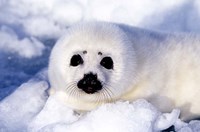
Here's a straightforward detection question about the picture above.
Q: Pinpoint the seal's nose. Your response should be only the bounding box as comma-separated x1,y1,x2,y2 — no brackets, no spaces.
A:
77,72,102,94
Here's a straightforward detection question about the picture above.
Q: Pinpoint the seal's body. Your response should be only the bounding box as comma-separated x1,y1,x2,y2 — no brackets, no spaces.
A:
48,22,200,120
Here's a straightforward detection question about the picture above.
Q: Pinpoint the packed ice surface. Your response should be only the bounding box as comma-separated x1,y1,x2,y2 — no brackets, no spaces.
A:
1,0,200,132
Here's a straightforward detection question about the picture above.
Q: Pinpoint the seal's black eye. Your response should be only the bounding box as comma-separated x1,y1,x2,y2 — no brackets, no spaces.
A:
70,54,83,67
100,57,113,70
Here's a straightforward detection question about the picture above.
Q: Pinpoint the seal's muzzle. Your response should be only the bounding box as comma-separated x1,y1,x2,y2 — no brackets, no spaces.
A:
77,72,102,94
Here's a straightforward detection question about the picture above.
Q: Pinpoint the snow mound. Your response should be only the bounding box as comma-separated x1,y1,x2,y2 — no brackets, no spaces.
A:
0,80,48,131
37,98,179,132
0,26,45,58
0,75,189,132
28,93,78,131
1,0,200,58
1,0,200,41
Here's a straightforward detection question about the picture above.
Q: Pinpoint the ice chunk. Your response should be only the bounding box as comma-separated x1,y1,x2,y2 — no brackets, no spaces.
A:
154,109,180,131
28,92,78,131
178,120,200,132
38,99,161,132
0,80,48,131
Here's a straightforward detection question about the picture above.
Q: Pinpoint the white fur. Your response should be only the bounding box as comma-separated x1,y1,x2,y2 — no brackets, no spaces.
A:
48,22,200,120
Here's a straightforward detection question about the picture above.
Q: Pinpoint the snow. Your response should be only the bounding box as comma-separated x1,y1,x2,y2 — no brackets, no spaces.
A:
28,92,78,131
0,77,184,132
1,0,200,132
1,0,200,41
0,26,45,58
0,69,195,132
0,80,48,131
177,121,200,132
154,109,180,131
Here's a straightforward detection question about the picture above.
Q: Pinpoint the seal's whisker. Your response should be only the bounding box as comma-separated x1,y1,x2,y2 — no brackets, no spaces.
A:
64,81,78,100
103,88,110,102
68,85,75,98
104,83,115,102
105,88,112,102
65,81,76,89
101,90,106,103
96,92,101,104
104,87,113,102
104,83,114,96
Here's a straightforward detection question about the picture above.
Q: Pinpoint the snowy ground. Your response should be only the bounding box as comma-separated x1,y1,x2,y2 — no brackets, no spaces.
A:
1,0,200,132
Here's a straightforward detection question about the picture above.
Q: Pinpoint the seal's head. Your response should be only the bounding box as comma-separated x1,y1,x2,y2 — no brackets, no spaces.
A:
48,22,137,109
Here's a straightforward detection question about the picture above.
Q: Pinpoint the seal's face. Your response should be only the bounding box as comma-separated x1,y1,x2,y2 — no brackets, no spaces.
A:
69,51,114,94
48,22,137,103
65,46,116,102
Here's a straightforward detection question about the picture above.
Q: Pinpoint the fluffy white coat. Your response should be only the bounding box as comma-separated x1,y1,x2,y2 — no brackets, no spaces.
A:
48,22,200,120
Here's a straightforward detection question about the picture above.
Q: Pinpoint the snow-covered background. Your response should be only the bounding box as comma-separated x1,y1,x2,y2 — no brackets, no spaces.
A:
1,0,200,131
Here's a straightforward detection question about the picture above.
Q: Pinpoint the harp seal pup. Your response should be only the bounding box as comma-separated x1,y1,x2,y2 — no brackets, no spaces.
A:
48,22,200,120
